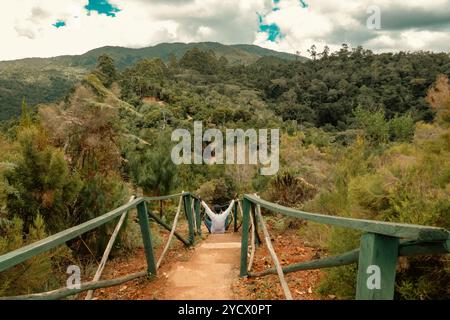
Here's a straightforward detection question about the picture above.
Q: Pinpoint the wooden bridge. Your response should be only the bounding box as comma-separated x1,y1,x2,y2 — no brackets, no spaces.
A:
0,192,448,300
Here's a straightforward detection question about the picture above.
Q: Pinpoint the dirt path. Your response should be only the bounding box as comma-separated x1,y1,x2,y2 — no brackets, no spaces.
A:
164,233,241,300
90,225,324,300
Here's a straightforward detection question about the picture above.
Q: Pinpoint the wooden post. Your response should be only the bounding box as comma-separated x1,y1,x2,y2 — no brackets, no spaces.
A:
233,201,238,232
247,204,256,272
183,194,195,245
356,233,399,300
194,198,202,236
86,196,136,299
255,203,293,300
240,198,251,277
251,204,262,246
157,195,183,269
137,201,157,275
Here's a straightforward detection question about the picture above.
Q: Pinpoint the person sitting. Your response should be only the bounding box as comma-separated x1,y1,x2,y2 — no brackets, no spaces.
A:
203,204,221,233
201,200,235,234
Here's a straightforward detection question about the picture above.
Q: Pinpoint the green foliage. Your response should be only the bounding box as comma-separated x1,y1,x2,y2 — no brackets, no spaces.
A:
94,54,118,88
196,176,237,205
265,169,317,208
353,106,389,145
127,132,178,197
395,256,450,300
76,172,128,255
120,58,169,105
259,47,450,128
0,44,449,300
19,99,32,128
389,113,415,142
0,215,72,296
306,100,450,299
179,48,221,75
4,126,82,233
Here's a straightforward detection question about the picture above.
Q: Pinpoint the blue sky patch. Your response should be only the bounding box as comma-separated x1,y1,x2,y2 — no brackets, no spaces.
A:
85,0,121,17
258,0,309,42
53,20,66,28
258,13,282,42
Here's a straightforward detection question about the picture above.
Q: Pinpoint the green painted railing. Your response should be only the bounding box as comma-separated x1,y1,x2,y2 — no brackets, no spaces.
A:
240,194,450,300
0,192,202,299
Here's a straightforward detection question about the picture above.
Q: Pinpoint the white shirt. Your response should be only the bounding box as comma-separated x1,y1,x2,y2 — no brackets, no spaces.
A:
201,200,235,234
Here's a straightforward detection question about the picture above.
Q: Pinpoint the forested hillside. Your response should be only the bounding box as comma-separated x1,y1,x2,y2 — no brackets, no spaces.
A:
0,42,300,121
0,45,449,299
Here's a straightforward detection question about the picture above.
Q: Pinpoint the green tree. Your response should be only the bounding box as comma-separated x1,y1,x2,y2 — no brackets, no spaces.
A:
128,133,178,216
168,53,178,69
179,48,219,74
95,54,118,88
19,98,32,128
389,113,415,142
4,126,82,233
0,215,72,296
353,106,389,145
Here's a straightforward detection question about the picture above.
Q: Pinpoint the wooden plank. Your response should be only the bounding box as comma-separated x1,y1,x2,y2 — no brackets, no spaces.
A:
255,203,293,300
194,198,202,236
156,195,184,269
240,198,251,277
356,233,399,300
190,196,196,233
251,203,262,245
0,197,144,273
183,195,195,245
244,195,449,241
147,211,190,247
233,202,238,232
247,204,257,272
0,271,147,300
137,201,157,275
236,200,244,231
86,196,136,300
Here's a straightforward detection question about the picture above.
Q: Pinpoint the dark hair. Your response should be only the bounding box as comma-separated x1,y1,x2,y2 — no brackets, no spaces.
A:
213,204,222,214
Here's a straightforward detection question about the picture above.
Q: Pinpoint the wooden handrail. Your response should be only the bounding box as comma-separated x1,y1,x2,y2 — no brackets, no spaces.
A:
240,195,450,300
0,197,145,272
254,202,293,300
0,191,200,300
248,239,449,278
143,192,189,201
0,271,148,300
244,194,449,241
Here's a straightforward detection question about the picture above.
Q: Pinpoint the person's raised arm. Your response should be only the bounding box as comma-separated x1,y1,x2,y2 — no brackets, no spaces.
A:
201,201,216,219
222,200,235,217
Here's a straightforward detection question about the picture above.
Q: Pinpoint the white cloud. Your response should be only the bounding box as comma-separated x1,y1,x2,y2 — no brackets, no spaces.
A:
254,0,450,55
0,0,449,61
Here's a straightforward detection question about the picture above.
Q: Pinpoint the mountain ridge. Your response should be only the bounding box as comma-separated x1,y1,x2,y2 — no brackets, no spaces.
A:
0,42,306,121
0,42,304,66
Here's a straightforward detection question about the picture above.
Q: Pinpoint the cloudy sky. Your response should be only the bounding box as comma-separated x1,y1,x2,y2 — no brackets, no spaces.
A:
1,0,450,61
